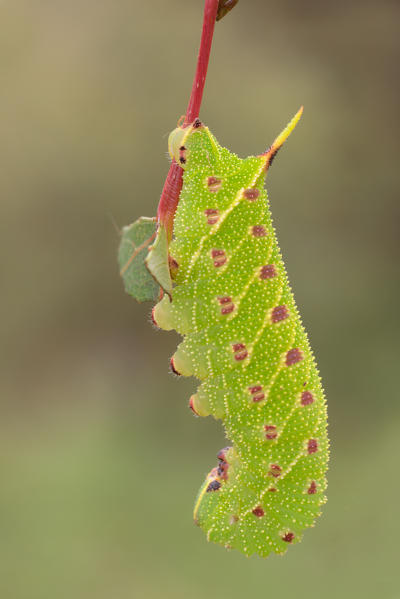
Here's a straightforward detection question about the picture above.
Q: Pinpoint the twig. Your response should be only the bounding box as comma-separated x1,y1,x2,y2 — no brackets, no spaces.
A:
157,0,220,239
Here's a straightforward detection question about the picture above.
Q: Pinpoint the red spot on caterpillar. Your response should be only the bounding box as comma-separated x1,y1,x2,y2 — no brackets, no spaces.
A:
282,532,295,543
252,506,265,517
168,255,179,277
286,348,304,366
217,461,229,480
268,487,277,492
207,177,222,192
204,208,220,224
269,464,282,478
189,396,199,416
260,264,277,280
151,306,159,328
301,390,314,406
170,357,181,376
178,145,187,164
264,425,278,440
206,480,221,492
217,296,235,315
217,447,231,462
271,305,289,323
232,343,248,361
307,481,317,494
307,439,318,454
232,343,245,351
216,447,231,481
251,225,267,237
193,118,202,128
243,188,260,201
211,249,227,267
248,385,265,402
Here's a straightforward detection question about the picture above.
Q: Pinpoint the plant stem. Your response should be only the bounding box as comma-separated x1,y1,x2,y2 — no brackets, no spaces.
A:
157,0,220,239
184,0,219,126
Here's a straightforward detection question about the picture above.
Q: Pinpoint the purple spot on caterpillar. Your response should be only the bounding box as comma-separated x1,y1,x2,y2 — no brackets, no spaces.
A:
264,425,278,440
260,264,277,280
269,464,282,478
204,208,220,224
286,348,304,366
178,145,187,164
307,439,318,454
211,248,227,267
206,480,221,492
248,385,265,402
170,357,181,376
218,296,235,315
307,481,317,494
282,532,295,543
271,305,289,323
268,487,277,492
252,506,265,517
207,177,222,192
232,343,248,361
243,188,260,201
301,390,314,406
251,225,267,237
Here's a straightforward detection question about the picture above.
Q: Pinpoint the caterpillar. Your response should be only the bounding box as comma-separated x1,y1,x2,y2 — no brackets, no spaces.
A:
147,109,329,557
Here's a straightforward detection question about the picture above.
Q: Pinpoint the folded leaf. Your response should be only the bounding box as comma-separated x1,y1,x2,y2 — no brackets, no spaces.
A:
118,217,159,302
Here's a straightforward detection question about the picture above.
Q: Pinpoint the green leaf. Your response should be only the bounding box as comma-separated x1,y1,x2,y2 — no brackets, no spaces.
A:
118,217,159,303
145,224,173,297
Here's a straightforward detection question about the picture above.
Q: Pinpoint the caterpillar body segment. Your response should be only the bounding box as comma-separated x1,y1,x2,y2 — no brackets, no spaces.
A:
154,116,328,557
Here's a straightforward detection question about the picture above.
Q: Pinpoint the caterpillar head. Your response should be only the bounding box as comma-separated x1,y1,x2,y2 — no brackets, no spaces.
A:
168,119,204,167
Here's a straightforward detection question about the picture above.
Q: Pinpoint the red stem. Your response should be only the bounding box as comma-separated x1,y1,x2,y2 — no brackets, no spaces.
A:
184,0,219,127
157,0,219,239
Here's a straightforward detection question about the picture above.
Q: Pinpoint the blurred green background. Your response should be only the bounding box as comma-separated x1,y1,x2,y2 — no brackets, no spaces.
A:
1,0,399,597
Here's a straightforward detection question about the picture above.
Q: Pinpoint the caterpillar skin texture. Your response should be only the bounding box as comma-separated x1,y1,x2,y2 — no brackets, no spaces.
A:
153,118,328,557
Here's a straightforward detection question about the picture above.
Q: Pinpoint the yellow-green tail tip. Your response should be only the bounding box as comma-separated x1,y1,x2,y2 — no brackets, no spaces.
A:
262,106,304,169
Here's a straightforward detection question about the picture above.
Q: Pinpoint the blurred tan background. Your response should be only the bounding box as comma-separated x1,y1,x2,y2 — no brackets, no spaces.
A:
1,0,399,597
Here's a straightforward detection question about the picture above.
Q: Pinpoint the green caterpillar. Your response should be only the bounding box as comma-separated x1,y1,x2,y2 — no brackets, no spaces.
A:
149,109,328,557
119,108,328,557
